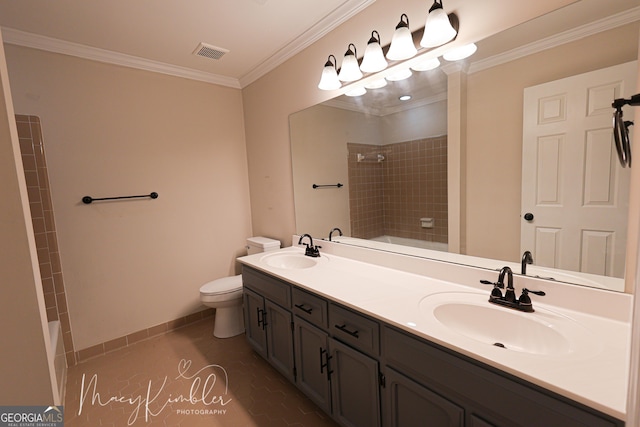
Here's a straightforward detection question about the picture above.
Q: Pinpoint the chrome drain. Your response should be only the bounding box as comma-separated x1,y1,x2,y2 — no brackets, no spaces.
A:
493,342,506,348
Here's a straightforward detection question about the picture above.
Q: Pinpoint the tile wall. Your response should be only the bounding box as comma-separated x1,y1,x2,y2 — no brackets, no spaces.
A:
347,136,448,243
16,114,76,366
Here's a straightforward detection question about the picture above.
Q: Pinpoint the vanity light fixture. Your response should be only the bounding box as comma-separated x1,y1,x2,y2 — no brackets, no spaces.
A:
386,14,417,61
317,55,341,90
360,30,388,73
338,43,363,82
443,43,477,61
411,57,440,71
346,86,367,97
386,68,413,81
420,0,457,48
364,78,387,89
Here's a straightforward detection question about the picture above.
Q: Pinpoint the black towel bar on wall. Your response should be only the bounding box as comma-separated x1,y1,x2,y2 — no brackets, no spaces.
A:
312,183,343,189
82,192,159,204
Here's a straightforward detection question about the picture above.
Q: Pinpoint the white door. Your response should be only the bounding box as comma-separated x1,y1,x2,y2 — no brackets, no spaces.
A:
521,61,636,278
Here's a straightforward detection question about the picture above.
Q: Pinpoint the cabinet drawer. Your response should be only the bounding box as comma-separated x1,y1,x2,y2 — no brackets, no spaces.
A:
242,267,291,308
329,303,379,356
292,288,328,329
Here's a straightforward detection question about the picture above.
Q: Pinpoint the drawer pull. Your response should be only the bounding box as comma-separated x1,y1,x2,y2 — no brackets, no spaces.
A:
335,323,359,338
294,303,313,314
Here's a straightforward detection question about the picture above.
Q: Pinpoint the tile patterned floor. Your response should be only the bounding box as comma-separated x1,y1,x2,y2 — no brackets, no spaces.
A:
64,319,339,426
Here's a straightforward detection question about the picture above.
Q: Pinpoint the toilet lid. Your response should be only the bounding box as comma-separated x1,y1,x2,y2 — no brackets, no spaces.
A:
200,274,243,296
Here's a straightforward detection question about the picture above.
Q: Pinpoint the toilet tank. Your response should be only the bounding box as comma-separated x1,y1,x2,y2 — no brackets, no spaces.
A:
246,236,281,255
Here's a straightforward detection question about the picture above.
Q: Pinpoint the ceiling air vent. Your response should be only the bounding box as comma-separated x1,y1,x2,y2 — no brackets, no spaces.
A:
192,43,229,60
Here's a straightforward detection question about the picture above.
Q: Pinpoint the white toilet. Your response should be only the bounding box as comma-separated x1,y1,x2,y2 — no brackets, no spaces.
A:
200,236,280,338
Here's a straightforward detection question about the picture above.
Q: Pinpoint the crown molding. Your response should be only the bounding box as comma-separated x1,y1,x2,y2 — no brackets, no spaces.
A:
468,6,640,74
239,0,376,87
1,27,242,88
1,0,375,90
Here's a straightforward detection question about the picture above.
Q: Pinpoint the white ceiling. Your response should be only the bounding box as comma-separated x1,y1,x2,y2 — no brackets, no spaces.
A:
0,0,638,93
0,0,373,88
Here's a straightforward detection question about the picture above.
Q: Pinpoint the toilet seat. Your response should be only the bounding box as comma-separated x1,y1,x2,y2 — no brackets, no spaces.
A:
200,275,243,302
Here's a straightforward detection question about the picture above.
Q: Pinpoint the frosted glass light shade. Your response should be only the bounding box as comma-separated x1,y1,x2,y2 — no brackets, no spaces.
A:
443,43,477,61
420,1,457,48
346,86,367,97
411,57,440,71
317,55,341,90
364,78,387,89
360,31,388,73
386,14,417,61
338,43,363,82
386,68,412,82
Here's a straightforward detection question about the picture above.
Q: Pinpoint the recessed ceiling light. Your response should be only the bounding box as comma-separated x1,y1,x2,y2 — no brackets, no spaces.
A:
399,95,412,101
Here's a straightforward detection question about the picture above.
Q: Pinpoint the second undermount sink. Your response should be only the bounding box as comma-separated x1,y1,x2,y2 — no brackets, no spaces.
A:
419,292,598,356
260,251,328,270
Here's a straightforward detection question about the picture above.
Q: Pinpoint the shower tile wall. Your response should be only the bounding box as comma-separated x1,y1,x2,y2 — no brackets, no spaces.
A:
348,136,448,243
347,143,385,239
16,115,75,366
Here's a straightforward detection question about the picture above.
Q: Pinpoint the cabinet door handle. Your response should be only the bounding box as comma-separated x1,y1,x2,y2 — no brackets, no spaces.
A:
320,347,333,381
257,307,267,329
334,323,359,338
294,303,313,314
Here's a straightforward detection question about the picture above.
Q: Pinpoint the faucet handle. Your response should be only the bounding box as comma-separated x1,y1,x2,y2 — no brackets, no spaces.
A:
518,288,546,307
480,279,503,288
480,280,504,299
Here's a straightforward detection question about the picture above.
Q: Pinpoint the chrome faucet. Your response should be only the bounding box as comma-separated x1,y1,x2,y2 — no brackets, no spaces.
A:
481,266,545,312
521,250,533,275
329,227,343,241
298,234,320,257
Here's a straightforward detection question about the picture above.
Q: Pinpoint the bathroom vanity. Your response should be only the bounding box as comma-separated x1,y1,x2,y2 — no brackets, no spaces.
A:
239,244,630,427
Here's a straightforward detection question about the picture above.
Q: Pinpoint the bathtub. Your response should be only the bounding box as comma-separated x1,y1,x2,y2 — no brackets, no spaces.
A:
331,235,449,258
48,320,66,403
369,235,448,252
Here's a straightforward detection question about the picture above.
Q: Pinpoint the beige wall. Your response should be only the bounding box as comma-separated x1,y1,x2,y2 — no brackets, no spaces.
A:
290,104,383,237
242,0,575,247
381,99,447,142
466,22,640,262
5,45,252,351
0,35,57,404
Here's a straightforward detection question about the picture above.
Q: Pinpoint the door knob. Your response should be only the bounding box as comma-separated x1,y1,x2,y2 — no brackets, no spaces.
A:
523,213,534,221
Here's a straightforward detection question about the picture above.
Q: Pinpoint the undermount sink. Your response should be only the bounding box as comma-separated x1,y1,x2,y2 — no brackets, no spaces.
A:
261,252,328,270
419,292,598,356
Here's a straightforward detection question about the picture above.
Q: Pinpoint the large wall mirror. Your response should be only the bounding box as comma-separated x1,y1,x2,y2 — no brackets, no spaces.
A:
290,0,640,292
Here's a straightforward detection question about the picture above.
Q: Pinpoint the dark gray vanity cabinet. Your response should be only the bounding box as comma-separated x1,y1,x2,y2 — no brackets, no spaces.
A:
382,326,623,427
243,266,623,427
293,287,381,427
329,336,381,427
242,268,295,382
294,317,332,413
383,366,464,427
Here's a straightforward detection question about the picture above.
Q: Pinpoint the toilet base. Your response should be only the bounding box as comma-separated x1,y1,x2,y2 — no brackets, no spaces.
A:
213,306,245,338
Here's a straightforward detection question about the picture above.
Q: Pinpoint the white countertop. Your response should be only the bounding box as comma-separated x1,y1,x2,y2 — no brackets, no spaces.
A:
238,246,631,421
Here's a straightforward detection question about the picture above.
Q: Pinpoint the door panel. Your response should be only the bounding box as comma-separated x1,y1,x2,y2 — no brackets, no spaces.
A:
522,61,635,278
